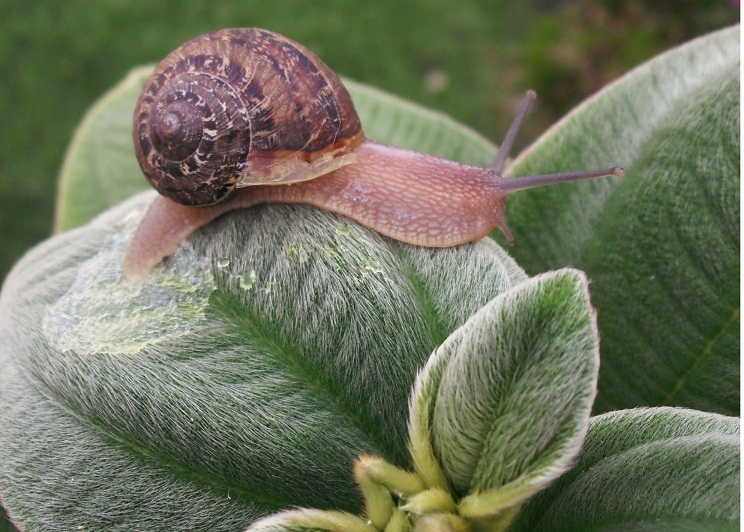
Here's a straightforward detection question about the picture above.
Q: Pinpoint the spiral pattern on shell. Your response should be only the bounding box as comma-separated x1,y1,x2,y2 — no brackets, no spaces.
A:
134,28,364,205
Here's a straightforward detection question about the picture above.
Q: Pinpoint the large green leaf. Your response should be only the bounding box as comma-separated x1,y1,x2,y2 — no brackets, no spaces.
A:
499,26,740,415
513,408,740,530
2,81,521,530
53,69,496,233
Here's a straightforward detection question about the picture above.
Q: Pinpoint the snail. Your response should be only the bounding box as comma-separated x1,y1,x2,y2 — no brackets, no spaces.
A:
123,28,623,282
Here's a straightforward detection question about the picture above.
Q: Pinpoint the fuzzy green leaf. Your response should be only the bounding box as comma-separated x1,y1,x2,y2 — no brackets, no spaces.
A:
1,198,525,529
53,68,495,233
500,26,740,415
409,269,599,521
244,509,374,531
512,408,740,530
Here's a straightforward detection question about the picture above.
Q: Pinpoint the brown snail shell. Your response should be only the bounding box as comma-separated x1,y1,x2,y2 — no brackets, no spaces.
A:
134,28,364,206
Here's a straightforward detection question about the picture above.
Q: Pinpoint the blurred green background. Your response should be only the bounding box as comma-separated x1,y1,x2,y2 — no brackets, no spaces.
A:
0,0,738,283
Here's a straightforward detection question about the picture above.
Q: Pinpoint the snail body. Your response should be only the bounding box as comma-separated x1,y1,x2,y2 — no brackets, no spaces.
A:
123,28,622,282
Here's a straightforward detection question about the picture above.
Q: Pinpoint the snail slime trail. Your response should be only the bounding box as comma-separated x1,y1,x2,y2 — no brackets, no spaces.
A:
45,209,216,355
123,28,623,282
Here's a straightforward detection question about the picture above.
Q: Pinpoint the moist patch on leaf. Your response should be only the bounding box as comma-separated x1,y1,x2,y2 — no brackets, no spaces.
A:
43,212,216,354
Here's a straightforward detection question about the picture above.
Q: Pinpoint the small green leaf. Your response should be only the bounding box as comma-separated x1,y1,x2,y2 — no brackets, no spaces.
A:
502,25,740,415
409,269,599,521
513,408,740,530
53,70,495,233
245,509,375,531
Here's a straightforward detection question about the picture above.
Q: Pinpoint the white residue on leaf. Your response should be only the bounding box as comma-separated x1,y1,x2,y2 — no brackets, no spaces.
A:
239,268,257,290
363,257,384,276
335,224,351,238
42,223,216,355
284,241,311,266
